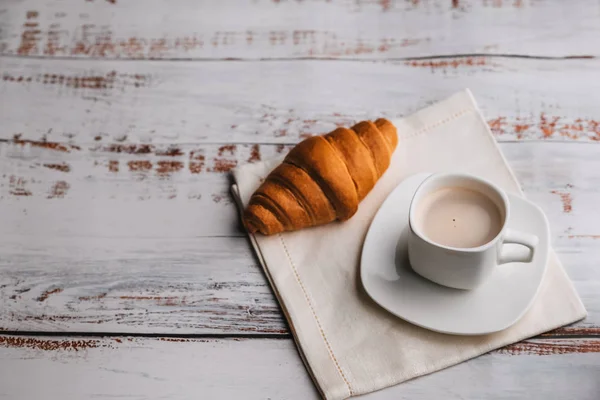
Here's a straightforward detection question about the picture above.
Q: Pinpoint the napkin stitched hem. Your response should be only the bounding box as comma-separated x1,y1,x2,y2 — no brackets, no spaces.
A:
403,107,476,138
279,234,355,397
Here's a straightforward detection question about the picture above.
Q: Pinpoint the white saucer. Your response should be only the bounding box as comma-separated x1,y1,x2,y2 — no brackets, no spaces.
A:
361,173,550,335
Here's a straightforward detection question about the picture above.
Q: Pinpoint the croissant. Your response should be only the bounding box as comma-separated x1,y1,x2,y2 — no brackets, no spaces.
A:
244,118,398,235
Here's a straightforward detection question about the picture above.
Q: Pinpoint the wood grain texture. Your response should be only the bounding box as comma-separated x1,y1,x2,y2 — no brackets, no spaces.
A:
0,237,287,334
1,0,598,60
0,142,598,334
2,57,600,145
1,142,598,238
0,335,599,399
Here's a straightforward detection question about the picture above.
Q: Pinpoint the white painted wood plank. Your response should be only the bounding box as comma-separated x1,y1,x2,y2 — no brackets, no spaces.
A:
0,335,598,399
0,142,598,334
2,57,600,145
0,236,287,333
0,235,597,334
1,142,598,239
1,0,598,59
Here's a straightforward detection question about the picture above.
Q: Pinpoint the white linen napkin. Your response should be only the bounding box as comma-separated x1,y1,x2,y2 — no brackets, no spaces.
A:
231,90,586,400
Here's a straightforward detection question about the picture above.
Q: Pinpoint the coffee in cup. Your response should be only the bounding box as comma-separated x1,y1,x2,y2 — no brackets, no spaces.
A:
408,173,538,290
415,187,503,249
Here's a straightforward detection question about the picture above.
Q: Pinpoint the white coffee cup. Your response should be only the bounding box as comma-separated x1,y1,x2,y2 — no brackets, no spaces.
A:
407,173,538,290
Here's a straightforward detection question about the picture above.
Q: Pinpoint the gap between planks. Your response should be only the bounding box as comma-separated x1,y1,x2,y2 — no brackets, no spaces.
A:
0,326,599,340
0,335,599,359
0,53,596,63
0,330,290,340
3,139,600,147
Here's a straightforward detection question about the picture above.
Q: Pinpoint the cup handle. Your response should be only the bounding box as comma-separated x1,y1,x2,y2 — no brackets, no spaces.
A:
498,229,538,264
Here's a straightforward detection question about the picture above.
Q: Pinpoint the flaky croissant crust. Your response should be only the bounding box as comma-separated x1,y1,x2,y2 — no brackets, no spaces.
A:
244,118,397,235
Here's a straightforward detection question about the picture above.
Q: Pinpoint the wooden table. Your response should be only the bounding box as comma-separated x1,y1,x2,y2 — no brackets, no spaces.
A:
1,1,599,398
